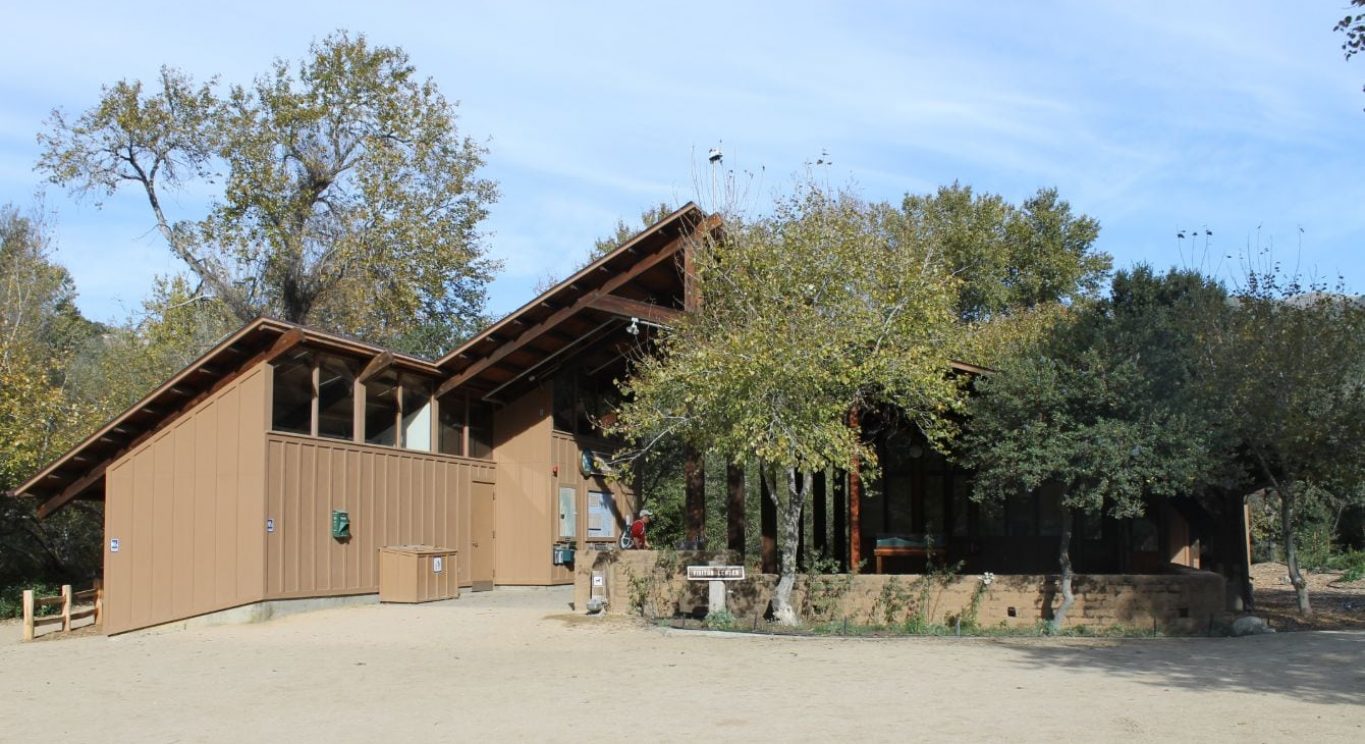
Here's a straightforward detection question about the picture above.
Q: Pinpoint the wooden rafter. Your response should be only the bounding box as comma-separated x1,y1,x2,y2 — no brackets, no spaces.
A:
434,224,711,399
356,351,395,385
586,294,682,326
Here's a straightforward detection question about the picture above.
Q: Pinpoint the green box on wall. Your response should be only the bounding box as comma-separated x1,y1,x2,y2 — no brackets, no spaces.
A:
331,509,350,539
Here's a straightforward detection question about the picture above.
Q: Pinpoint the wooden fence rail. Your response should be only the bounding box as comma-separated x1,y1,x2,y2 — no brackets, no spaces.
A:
22,580,102,642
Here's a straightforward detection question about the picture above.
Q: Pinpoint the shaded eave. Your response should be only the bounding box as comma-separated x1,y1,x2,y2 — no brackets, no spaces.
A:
10,317,442,516
433,202,717,401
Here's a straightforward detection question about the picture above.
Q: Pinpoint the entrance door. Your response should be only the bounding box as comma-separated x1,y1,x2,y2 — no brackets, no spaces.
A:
470,481,496,591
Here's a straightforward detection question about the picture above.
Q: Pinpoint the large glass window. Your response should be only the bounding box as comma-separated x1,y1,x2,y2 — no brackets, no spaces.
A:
400,376,433,451
365,372,399,446
271,350,314,435
437,394,465,456
316,355,357,440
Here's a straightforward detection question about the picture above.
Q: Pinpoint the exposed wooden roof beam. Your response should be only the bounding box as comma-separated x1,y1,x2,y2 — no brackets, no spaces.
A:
36,466,107,519
587,294,682,326
356,351,395,385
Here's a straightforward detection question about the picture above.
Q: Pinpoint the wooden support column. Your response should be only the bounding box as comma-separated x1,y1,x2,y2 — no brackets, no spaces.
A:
760,465,778,574
684,445,706,547
813,470,827,558
849,408,863,574
833,469,848,572
726,463,746,555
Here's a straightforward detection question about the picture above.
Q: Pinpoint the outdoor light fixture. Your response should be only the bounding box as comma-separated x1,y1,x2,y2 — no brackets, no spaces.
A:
624,316,669,337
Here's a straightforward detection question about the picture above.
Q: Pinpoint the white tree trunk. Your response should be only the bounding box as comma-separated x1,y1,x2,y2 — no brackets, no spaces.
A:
1279,486,1313,615
1050,507,1075,633
771,467,810,625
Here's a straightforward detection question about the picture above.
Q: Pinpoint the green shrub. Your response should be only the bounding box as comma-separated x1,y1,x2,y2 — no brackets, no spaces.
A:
0,583,62,619
703,609,736,630
1326,550,1365,582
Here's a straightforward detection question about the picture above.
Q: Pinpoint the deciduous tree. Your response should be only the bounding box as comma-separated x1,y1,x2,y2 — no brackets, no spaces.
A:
38,31,498,357
610,182,962,624
898,184,1109,322
0,206,104,590
960,267,1232,630
1208,271,1365,614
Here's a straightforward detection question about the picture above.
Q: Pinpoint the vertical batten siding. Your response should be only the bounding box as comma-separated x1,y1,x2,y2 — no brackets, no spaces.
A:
263,433,494,599
101,366,268,635
491,387,554,585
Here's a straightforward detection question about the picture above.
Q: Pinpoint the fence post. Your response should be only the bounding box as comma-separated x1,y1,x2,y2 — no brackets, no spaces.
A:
93,578,103,626
61,585,72,633
22,590,34,642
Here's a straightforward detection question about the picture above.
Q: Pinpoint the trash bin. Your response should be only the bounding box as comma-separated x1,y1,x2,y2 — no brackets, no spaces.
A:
379,545,460,603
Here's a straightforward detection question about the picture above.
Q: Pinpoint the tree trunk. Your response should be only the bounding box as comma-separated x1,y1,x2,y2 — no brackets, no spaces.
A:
1279,486,1312,615
1050,507,1075,633
771,467,812,625
760,465,778,574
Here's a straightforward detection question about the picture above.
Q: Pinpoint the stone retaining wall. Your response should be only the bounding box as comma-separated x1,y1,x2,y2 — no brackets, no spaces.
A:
573,549,1227,633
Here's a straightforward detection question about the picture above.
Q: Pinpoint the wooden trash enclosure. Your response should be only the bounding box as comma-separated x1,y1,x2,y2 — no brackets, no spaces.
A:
378,546,459,603
22,580,103,641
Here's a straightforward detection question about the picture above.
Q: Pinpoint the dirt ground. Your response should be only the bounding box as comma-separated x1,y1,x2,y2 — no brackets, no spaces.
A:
2,587,1362,743
1252,561,1365,630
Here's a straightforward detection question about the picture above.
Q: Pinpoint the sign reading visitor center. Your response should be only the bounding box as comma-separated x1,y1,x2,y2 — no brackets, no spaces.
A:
685,565,745,581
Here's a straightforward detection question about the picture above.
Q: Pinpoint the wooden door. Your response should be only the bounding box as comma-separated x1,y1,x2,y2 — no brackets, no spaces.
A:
470,481,495,591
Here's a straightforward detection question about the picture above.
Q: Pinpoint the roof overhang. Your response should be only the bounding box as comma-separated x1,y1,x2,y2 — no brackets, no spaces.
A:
435,202,717,401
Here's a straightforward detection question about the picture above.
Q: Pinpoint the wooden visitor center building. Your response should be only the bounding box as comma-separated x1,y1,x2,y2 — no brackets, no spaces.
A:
11,205,1244,634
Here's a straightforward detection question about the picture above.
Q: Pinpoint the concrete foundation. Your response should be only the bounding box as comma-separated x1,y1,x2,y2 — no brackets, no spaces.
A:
119,594,380,637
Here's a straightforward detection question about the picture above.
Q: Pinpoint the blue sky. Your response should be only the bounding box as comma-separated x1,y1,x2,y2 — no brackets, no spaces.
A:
1,1,1361,324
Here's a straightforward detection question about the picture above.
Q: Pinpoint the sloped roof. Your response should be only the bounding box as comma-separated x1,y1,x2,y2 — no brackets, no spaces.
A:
10,317,441,515
10,204,716,515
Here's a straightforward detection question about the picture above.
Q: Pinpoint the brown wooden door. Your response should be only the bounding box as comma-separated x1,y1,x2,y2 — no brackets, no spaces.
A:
470,481,495,591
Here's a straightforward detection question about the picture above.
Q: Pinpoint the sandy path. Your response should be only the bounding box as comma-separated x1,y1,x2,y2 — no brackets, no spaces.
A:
1,588,1362,743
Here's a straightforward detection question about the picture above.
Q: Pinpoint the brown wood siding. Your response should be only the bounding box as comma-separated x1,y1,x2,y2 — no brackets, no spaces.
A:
550,431,637,583
102,366,268,635
263,433,494,599
490,386,554,584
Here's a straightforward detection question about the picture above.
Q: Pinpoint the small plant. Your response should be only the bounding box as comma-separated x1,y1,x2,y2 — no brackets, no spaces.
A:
703,609,736,630
802,554,852,622
872,577,915,626
623,566,651,616
959,571,995,632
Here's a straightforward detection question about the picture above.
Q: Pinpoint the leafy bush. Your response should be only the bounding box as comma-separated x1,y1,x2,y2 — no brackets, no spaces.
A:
1326,550,1365,582
703,609,736,630
0,583,62,619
